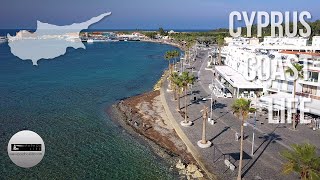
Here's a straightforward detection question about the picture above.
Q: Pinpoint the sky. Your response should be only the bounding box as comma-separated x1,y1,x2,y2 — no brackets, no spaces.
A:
0,0,319,30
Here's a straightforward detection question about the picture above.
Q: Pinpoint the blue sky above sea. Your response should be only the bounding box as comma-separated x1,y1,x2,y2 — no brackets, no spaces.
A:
0,0,319,30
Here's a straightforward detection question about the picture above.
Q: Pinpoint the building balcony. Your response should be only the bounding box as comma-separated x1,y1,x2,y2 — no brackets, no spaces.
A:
304,77,318,83
267,87,292,94
296,92,320,100
298,79,319,86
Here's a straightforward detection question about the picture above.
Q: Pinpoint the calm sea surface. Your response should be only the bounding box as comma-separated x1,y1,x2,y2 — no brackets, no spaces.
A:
0,40,180,179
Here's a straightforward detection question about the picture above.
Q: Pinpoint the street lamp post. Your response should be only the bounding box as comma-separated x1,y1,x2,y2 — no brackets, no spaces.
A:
251,111,256,156
180,56,184,73
208,78,214,124
210,92,213,120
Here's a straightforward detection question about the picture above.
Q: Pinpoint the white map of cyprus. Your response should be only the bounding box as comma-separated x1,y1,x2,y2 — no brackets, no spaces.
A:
7,12,111,65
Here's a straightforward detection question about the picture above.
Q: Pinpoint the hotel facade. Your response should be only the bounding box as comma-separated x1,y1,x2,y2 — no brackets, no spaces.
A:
214,36,320,120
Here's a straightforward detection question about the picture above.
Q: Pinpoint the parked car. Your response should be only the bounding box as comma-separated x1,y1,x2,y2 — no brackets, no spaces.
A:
226,93,233,98
216,93,224,98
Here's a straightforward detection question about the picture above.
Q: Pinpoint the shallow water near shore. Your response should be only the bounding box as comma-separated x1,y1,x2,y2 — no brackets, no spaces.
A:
0,41,180,179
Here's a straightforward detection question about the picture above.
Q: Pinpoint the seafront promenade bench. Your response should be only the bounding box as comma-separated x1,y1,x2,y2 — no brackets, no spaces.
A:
213,143,251,172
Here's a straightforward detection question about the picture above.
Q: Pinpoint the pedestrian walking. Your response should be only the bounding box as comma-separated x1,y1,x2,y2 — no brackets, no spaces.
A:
235,132,239,141
295,114,299,129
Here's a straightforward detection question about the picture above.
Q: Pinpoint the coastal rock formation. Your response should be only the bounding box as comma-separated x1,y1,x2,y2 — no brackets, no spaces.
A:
187,164,198,173
176,160,186,169
109,90,207,179
192,170,204,178
114,91,195,161
176,160,204,179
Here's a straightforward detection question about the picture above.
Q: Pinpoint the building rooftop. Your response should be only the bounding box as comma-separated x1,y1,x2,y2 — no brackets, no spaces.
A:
215,66,263,89
279,50,320,57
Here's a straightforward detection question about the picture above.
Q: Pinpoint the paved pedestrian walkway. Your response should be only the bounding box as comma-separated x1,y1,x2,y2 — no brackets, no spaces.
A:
159,48,319,179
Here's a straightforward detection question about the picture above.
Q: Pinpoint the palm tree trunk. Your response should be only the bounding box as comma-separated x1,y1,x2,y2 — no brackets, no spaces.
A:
173,87,177,100
237,117,244,180
201,116,206,144
185,49,188,62
186,49,189,64
292,80,296,130
184,87,188,123
218,46,222,65
177,92,181,111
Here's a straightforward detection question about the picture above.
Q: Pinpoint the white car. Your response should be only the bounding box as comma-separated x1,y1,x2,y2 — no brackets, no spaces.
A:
216,93,224,98
226,93,233,98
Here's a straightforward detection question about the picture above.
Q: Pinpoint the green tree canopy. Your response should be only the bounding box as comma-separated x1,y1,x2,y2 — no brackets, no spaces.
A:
286,63,304,79
281,143,320,180
231,98,252,120
158,27,168,36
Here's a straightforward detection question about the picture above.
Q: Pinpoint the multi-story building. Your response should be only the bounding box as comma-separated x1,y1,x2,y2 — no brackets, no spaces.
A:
215,36,320,118
312,36,320,47
262,36,308,46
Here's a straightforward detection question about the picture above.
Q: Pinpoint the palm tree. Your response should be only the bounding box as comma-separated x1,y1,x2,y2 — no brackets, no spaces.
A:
231,98,254,180
165,50,180,74
199,105,211,146
164,51,174,74
281,143,320,180
165,51,177,91
170,72,179,100
171,72,183,110
180,72,196,124
172,50,180,71
285,63,304,130
185,40,195,65
217,35,224,65
176,83,183,111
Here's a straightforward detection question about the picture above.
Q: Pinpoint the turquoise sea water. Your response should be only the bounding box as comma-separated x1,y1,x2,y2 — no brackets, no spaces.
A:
0,41,180,179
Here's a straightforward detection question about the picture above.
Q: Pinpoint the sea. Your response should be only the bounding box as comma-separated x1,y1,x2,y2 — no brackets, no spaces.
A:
0,31,181,179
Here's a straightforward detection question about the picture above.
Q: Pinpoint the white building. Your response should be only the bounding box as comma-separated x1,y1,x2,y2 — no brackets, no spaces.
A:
215,65,263,98
218,36,320,119
262,36,308,46
224,37,260,46
312,36,320,47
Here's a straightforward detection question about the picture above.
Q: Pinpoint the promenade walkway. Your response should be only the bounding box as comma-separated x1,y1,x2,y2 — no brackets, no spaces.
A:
159,48,319,179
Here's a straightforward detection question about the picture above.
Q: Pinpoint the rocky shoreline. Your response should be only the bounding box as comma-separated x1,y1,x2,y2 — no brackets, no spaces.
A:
106,90,208,179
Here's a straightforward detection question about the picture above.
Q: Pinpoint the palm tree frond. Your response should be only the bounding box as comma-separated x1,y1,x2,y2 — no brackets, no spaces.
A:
281,143,320,179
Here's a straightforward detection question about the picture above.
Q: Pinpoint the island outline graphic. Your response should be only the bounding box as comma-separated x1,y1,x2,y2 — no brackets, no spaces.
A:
7,12,111,65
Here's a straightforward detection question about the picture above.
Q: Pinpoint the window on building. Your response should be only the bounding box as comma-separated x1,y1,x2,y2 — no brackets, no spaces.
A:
271,80,278,89
287,81,293,93
302,85,317,95
308,72,319,82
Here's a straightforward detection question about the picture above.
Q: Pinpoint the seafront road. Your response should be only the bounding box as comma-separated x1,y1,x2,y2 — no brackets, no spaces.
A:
160,47,319,179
